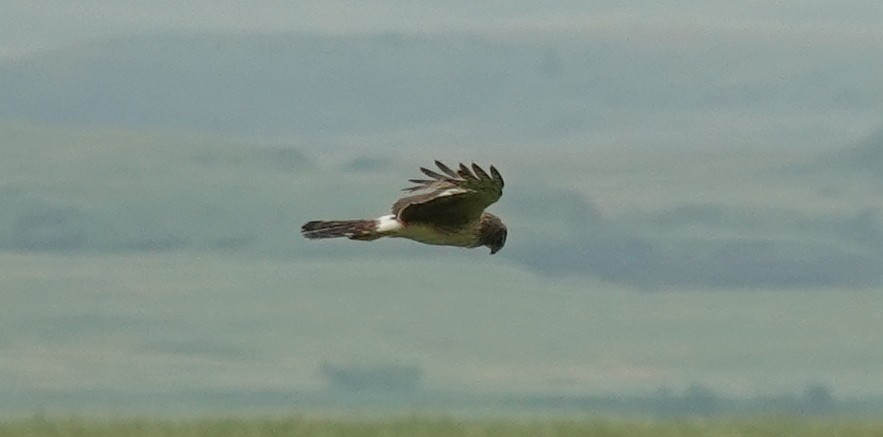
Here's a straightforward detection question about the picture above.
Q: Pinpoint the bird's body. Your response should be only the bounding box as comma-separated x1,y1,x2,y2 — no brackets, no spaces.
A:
301,161,507,254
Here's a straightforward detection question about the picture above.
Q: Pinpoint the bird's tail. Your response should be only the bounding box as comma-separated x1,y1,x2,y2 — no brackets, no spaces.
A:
301,219,382,241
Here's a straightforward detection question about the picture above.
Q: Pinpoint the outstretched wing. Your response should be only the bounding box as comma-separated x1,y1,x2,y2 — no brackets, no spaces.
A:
392,161,504,227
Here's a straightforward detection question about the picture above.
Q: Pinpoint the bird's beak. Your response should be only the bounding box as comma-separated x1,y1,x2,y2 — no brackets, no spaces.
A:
489,247,499,255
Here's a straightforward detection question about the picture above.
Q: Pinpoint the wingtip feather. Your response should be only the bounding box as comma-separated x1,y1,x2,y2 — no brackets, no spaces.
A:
489,165,504,187
435,160,459,178
419,167,446,180
458,163,477,180
410,160,503,191
471,163,491,181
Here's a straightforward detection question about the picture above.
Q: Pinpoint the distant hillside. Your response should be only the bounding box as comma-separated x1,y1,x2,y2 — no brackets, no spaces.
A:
820,129,883,179
2,32,882,147
3,123,883,289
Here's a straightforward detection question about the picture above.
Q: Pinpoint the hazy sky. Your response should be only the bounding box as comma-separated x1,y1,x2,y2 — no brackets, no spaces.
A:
4,0,883,57
4,0,883,409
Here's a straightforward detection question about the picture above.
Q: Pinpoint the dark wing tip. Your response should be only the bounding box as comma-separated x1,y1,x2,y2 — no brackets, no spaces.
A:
489,165,504,188
458,162,477,180
419,160,502,188
471,163,491,181
434,160,459,178
403,179,434,192
419,166,447,180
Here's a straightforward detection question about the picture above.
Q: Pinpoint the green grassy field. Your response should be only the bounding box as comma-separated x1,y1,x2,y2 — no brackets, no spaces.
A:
2,416,883,437
5,250,883,406
4,122,883,414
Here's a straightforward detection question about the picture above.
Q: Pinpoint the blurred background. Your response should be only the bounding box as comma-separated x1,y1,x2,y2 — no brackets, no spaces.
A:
2,0,883,417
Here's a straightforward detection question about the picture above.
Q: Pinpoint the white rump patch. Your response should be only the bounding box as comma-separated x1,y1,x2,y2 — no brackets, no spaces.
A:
438,188,467,197
375,214,404,233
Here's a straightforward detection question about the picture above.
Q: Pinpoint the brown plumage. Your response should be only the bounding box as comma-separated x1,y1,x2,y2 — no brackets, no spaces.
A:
301,161,507,254
301,220,382,241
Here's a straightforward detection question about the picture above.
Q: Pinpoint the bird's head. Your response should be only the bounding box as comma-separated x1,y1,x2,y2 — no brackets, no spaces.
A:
479,213,507,255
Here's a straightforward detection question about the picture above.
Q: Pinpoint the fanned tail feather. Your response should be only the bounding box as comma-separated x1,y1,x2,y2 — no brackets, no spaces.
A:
301,220,380,240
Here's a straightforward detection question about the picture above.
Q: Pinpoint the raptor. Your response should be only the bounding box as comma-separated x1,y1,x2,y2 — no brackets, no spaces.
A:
301,161,507,254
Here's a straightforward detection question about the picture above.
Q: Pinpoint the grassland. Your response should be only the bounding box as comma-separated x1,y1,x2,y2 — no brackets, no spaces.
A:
3,123,883,413
2,416,883,437
5,250,883,405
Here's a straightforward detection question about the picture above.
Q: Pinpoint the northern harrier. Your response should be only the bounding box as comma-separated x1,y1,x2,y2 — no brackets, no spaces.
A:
302,161,507,254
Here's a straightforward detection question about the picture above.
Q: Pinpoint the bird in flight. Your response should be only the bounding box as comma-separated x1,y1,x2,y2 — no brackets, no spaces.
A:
302,161,507,254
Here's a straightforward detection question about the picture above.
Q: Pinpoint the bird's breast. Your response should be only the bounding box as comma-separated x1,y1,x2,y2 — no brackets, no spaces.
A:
395,223,479,248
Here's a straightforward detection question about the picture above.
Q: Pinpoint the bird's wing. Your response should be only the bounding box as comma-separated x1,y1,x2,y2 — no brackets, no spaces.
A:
391,161,504,227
